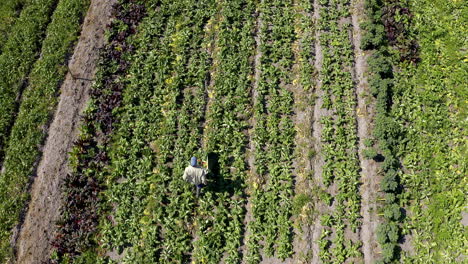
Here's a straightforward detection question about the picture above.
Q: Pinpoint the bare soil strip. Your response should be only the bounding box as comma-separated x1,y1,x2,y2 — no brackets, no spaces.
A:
289,64,314,263
14,1,116,263
289,1,315,263
350,0,380,262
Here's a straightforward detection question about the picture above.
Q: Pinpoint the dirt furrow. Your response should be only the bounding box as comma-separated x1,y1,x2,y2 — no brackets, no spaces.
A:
13,1,116,263
289,1,315,263
350,0,380,262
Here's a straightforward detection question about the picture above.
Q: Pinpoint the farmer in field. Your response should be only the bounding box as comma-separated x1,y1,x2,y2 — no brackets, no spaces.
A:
183,157,208,197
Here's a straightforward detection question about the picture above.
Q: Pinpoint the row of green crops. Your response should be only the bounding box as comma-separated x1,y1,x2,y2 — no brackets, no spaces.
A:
50,1,146,263
0,0,90,261
293,0,315,93
245,0,296,262
316,0,363,262
362,0,466,262
97,0,189,259
0,0,29,52
95,0,256,262
395,0,466,261
0,0,59,164
133,1,214,262
52,0,257,263
397,0,466,259
192,0,255,262
391,0,468,263
360,0,406,262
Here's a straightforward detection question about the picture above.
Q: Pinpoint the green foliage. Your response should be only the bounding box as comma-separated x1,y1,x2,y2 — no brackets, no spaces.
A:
0,0,28,52
0,0,58,163
380,170,398,193
393,1,467,261
383,203,402,221
315,0,364,260
320,214,335,227
368,74,393,98
360,22,385,50
0,0,90,260
362,148,378,159
318,190,333,206
381,243,396,262
361,0,406,262
246,0,297,262
292,193,312,216
0,0,460,262
384,193,396,203
368,52,393,77
73,250,98,264
377,221,399,244
363,138,375,148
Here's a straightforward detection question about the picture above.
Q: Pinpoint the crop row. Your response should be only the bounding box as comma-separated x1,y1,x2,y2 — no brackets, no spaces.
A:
245,0,296,262
394,0,466,260
294,0,315,93
360,0,404,262
0,0,90,261
0,0,59,164
50,0,146,262
362,0,466,262
191,0,255,263
96,1,191,260
0,0,28,52
316,0,362,262
143,2,215,261
290,0,317,260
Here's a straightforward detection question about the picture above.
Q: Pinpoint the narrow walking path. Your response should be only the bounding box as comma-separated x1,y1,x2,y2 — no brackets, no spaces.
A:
351,0,380,262
290,0,315,263
14,1,116,263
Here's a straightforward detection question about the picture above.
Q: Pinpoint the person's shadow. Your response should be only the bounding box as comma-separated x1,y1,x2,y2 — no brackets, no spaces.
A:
205,152,243,197
207,152,220,177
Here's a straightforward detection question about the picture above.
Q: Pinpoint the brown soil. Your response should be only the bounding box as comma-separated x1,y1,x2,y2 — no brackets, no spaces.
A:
289,1,315,263
462,211,468,227
400,233,415,257
13,1,116,263
350,0,381,262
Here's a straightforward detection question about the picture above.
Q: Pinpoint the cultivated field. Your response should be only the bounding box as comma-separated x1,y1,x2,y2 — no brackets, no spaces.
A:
0,0,466,263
